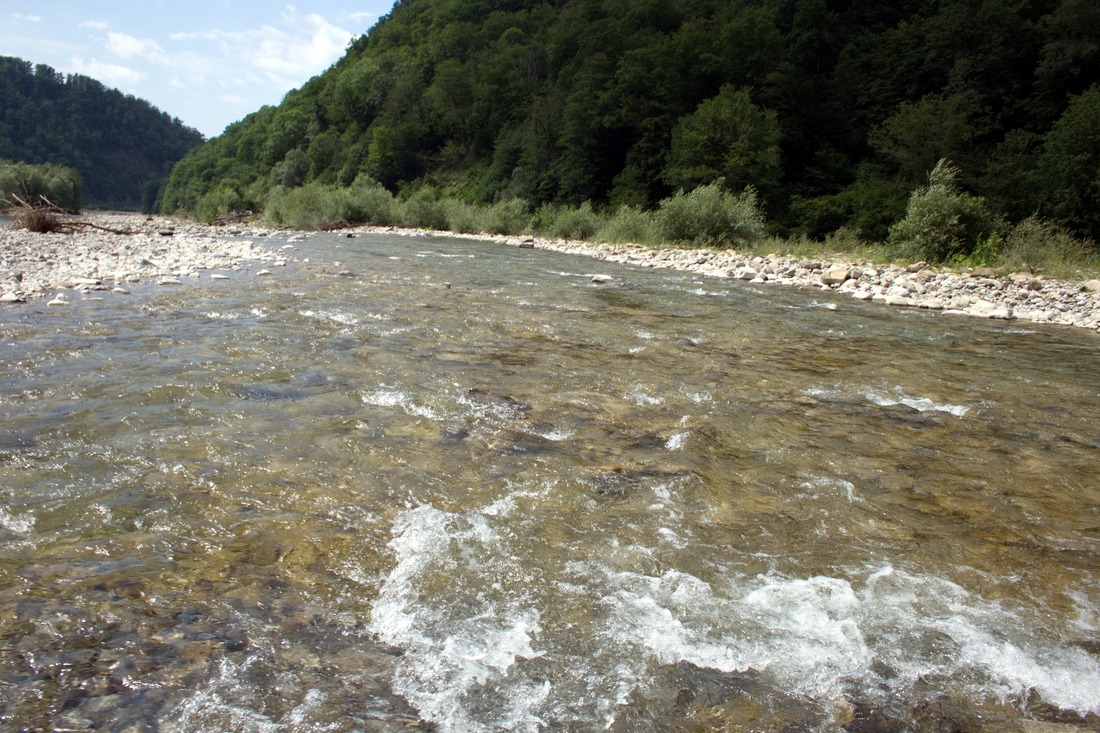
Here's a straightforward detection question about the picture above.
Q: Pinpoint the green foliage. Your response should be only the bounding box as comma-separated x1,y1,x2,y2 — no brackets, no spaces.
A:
539,202,602,241
194,184,254,225
1000,216,1098,278
1036,87,1100,241
0,57,202,209
0,159,82,211
664,86,781,196
160,0,1100,246
596,205,660,245
656,181,766,247
398,187,450,230
265,179,396,229
887,160,999,263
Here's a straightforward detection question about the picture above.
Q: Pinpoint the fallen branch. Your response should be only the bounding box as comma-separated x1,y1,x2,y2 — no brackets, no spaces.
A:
3,194,135,235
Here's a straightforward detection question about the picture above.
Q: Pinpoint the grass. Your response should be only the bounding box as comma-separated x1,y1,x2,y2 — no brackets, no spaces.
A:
253,181,1100,281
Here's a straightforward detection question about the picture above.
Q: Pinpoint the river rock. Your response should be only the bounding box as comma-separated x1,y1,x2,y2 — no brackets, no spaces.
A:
1083,279,1100,293
968,300,1014,319
591,274,614,284
47,293,71,306
1,292,25,303
821,266,850,285
885,294,915,307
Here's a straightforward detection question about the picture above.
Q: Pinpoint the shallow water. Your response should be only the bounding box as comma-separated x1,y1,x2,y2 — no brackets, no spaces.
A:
1,231,1098,732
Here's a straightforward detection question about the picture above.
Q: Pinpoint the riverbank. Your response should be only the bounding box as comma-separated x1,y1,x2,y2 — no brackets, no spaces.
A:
356,224,1100,333
0,213,287,304
3,213,1099,333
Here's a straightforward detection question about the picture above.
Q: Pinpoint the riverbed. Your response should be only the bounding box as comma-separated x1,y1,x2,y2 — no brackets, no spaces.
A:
1,229,1098,731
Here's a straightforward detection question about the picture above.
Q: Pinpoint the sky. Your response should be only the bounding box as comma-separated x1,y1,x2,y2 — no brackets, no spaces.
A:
1,1,398,138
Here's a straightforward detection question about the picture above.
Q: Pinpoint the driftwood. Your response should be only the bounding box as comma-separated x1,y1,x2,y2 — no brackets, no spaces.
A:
3,194,135,235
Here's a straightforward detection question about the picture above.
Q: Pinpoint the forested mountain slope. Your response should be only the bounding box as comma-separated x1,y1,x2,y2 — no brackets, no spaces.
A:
163,0,1100,241
0,57,204,210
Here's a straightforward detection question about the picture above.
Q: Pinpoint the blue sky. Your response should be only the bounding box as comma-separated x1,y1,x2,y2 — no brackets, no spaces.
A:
1,2,397,138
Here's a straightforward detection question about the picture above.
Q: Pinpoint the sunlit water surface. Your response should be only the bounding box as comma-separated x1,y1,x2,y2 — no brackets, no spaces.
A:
1,232,1098,731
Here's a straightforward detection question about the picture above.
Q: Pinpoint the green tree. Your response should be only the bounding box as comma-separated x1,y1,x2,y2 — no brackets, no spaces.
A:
1036,86,1100,240
664,86,781,196
888,159,998,262
869,90,989,184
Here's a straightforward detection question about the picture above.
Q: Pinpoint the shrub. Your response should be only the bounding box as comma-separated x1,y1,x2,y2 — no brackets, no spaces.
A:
441,198,482,233
397,187,450,230
195,184,254,224
544,202,602,241
343,178,396,226
265,184,339,228
596,205,660,245
1000,216,1098,278
887,159,998,262
482,198,530,235
0,160,82,212
656,180,766,247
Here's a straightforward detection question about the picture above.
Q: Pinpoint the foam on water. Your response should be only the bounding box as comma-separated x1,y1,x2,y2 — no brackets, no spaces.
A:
362,471,1100,732
806,385,972,417
665,432,689,451
299,308,360,327
370,505,548,732
863,388,971,416
0,506,35,534
360,387,441,420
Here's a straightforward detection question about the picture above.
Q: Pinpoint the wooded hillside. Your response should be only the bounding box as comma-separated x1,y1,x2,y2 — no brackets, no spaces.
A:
163,0,1100,242
0,57,204,210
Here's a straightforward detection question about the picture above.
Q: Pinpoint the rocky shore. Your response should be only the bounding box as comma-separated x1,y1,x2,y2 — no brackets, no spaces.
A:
541,238,1100,332
0,213,287,305
4,213,1099,333
360,225,1100,334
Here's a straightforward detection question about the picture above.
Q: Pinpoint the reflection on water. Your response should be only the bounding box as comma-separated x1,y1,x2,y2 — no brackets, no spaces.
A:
0,232,1098,731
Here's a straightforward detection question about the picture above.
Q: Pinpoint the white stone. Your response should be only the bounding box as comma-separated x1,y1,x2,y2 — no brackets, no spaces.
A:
1,292,24,303
157,277,182,285
210,274,231,280
885,294,915,307
968,300,1014,319
820,266,850,285
591,274,614,284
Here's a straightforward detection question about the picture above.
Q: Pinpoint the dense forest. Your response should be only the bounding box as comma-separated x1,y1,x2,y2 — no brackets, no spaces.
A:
163,0,1100,245
0,57,204,210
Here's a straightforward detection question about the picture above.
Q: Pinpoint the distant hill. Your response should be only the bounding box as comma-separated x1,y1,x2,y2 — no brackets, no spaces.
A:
163,0,1100,241
0,57,204,210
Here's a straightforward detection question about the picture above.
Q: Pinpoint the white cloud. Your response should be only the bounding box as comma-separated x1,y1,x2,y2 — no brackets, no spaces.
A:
69,57,145,88
169,5,352,89
106,31,169,64
14,14,42,23
80,20,109,30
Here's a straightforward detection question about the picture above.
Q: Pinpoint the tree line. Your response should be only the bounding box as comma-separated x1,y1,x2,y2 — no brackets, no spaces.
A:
0,56,204,211
163,0,1100,254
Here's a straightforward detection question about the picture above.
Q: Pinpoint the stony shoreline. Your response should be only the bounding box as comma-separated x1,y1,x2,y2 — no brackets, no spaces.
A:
0,213,287,305
3,213,1098,333
357,225,1100,334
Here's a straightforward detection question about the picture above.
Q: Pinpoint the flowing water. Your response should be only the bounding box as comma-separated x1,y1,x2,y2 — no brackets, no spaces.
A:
1,231,1098,732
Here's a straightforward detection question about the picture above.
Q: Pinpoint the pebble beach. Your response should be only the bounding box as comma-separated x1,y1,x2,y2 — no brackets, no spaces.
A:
3,213,1099,333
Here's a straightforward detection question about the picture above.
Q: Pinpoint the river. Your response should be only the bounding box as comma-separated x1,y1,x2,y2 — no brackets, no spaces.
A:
1,230,1098,731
